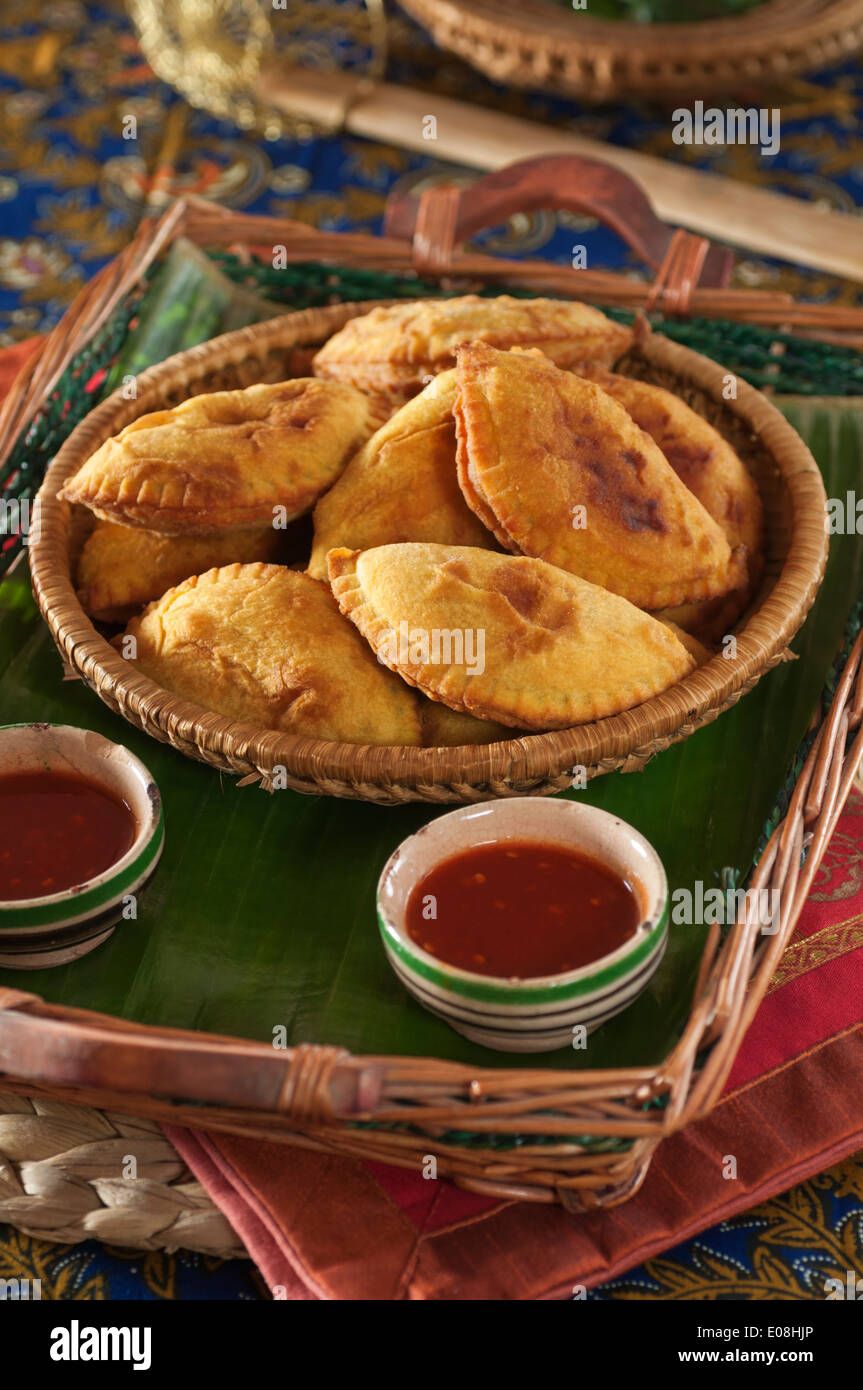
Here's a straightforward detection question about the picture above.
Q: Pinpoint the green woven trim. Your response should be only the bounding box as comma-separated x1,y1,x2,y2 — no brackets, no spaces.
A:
0,283,146,578
210,253,863,395
348,1116,637,1153
4,249,863,579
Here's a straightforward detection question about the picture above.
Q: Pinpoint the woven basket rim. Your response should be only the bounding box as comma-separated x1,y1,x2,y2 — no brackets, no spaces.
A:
403,0,863,41
30,299,828,801
398,0,863,97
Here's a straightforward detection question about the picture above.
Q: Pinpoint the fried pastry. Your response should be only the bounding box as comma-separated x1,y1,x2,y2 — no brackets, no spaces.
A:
121,563,422,746
77,521,282,623
59,380,384,535
652,589,754,646
307,370,493,580
454,344,748,611
420,699,515,747
580,367,763,563
313,295,632,401
327,543,694,731
655,618,714,667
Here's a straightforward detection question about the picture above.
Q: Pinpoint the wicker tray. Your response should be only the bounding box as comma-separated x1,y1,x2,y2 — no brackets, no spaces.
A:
397,0,863,102
30,303,826,804
1,155,862,1209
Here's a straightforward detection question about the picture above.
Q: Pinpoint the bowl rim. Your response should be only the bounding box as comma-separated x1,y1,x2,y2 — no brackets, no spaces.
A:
376,798,669,1001
28,298,829,802
0,722,163,916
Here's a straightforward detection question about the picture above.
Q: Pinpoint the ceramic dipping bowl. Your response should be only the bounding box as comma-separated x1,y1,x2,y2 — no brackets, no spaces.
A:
377,797,668,1053
0,723,164,969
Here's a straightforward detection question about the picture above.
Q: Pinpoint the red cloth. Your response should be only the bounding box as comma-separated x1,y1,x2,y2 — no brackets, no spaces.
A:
0,337,41,395
167,791,863,1299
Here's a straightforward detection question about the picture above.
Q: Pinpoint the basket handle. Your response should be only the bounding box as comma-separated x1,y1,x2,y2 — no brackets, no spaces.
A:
384,153,733,309
0,989,383,1122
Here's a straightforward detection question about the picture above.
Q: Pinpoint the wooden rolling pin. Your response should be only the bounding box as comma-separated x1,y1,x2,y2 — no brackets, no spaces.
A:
255,64,863,284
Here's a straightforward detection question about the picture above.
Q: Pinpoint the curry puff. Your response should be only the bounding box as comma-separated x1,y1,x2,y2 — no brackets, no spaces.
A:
655,619,714,667
312,295,632,401
653,592,752,646
59,380,383,535
308,370,493,580
121,563,422,746
454,344,748,612
77,521,282,623
580,366,763,565
420,700,515,747
327,543,695,731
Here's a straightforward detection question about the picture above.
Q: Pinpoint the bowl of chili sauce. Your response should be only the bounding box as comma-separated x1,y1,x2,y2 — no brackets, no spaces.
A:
377,798,668,1053
0,724,164,968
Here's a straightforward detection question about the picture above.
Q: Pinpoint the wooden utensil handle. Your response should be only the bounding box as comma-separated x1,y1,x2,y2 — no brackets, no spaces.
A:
384,153,733,294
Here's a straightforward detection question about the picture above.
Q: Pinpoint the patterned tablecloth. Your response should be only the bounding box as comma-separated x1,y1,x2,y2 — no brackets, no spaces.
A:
0,0,861,1300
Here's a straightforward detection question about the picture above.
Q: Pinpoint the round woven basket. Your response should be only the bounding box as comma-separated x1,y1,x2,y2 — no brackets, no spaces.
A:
30,299,827,805
397,0,863,102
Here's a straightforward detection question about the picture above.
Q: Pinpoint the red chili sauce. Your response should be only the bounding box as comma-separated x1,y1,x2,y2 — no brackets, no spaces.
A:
406,840,641,979
0,771,136,902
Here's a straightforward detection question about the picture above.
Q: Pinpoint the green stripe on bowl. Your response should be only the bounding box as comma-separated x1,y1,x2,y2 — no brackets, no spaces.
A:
0,814,164,931
388,954,656,1028
378,899,669,1006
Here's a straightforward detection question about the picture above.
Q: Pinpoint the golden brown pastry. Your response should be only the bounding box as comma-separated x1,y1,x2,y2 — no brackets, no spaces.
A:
420,699,516,747
307,370,493,580
121,563,422,745
454,344,748,612
312,295,632,402
579,366,763,564
327,543,695,731
77,521,282,623
652,592,753,646
59,380,385,535
583,369,764,643
655,618,714,667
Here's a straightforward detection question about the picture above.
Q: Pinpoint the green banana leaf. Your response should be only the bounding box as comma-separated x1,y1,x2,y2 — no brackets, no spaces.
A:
102,239,286,396
0,398,860,1076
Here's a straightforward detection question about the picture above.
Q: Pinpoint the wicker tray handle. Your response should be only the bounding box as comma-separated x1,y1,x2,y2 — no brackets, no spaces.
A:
384,154,734,303
0,989,383,1123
